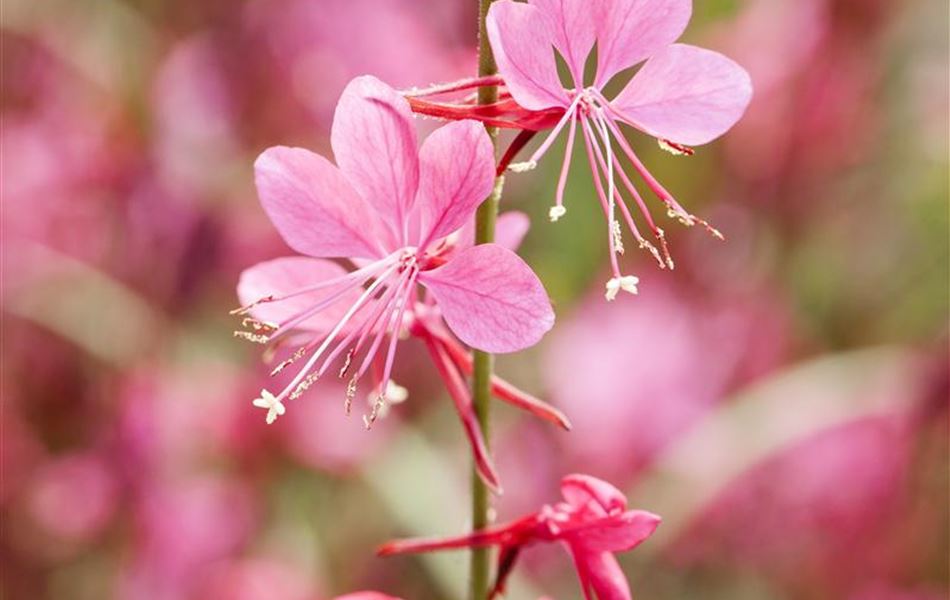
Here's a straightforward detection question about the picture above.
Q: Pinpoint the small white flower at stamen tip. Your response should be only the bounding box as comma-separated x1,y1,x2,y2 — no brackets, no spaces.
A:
508,160,537,173
549,205,567,222
252,389,286,425
604,275,640,301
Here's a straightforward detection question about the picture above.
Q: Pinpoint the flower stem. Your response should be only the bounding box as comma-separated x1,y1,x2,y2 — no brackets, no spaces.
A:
471,1,502,598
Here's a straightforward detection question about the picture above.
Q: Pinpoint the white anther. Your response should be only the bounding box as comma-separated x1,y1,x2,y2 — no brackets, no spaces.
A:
549,205,567,222
508,160,537,173
252,389,286,425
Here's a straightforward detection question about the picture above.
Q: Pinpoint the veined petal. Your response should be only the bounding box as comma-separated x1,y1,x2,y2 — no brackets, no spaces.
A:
611,44,753,146
420,244,554,353
570,549,632,600
237,257,363,331
561,474,628,513
255,147,384,258
594,0,691,88
416,120,496,248
569,510,661,553
532,0,596,85
332,75,419,245
486,0,570,110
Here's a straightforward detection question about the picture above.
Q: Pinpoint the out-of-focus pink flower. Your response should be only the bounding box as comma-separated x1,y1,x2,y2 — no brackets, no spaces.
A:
25,452,118,543
544,275,789,483
244,0,471,125
672,414,921,594
119,476,257,600
380,474,660,600
234,76,555,491
194,557,318,600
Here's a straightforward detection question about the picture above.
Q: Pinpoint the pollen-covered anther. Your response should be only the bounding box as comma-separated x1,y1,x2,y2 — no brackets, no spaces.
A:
507,160,537,173
242,317,277,333
289,372,320,400
363,395,387,430
344,375,359,415
611,220,625,255
657,139,695,156
270,347,308,376
229,295,275,316
338,348,355,379
638,238,665,269
549,205,567,222
604,275,640,301
234,331,270,344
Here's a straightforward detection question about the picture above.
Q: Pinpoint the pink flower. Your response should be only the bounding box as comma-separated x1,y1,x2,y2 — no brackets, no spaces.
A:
411,0,753,296
379,474,660,600
235,76,556,490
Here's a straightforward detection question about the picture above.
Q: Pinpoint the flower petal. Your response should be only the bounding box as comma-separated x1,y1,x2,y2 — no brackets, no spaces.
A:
561,474,628,513
255,146,384,259
570,510,661,553
570,549,632,600
420,244,554,353
532,0,596,85
487,0,569,110
237,257,362,331
331,75,419,245
611,44,753,146
416,120,496,248
594,0,691,88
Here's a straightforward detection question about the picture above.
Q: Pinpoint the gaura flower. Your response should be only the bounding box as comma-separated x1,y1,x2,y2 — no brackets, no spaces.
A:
405,0,752,298
379,474,661,600
233,76,558,491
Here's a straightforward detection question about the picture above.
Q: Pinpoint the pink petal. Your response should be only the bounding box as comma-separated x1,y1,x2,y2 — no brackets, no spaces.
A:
420,244,554,353
236,257,362,330
570,510,661,553
416,120,496,248
255,146,384,258
611,44,753,146
486,1,569,110
561,474,628,513
457,210,531,252
532,0,596,85
594,0,691,88
331,75,419,243
570,550,632,600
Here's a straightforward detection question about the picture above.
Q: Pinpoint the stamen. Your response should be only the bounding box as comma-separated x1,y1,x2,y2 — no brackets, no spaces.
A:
242,317,277,332
338,348,355,379
363,394,386,430
507,160,537,173
658,139,695,156
289,372,320,400
230,296,274,315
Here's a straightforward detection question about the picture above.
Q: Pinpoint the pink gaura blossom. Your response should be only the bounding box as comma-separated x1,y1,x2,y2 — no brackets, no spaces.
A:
234,76,559,491
409,0,752,297
379,474,660,600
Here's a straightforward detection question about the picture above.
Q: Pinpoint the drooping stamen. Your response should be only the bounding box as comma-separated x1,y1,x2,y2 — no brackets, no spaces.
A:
580,118,623,282
273,262,401,403
400,75,504,98
586,111,670,269
233,331,270,344
550,110,578,222
365,267,418,429
598,103,724,240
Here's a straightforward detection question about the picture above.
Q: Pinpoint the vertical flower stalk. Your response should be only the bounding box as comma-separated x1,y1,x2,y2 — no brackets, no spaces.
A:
472,0,502,597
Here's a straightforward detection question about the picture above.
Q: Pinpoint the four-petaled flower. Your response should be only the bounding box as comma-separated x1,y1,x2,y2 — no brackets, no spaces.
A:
379,474,661,600
484,0,752,298
234,76,555,487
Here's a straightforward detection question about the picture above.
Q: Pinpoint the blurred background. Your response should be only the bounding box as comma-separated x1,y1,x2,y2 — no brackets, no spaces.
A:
1,0,947,598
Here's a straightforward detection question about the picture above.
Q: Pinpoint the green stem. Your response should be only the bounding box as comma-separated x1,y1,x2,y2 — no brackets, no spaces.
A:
471,1,503,598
